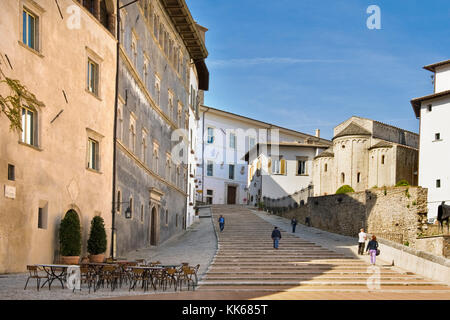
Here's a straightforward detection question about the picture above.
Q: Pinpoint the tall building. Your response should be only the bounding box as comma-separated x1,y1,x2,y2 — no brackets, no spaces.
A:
0,0,117,272
196,106,330,205
312,116,419,196
411,59,450,220
114,0,208,256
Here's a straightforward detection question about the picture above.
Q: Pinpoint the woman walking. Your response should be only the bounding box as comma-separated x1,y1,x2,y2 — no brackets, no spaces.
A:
366,235,379,265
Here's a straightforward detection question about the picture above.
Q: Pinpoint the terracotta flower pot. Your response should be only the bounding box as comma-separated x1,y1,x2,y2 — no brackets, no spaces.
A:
61,256,80,265
89,254,105,263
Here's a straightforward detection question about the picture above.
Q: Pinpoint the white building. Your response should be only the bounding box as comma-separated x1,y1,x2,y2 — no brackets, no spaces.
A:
411,59,450,220
196,106,331,205
244,141,330,207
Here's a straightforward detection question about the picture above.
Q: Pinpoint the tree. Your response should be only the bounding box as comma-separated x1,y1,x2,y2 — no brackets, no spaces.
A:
59,210,82,257
0,63,44,131
336,185,355,194
87,216,107,255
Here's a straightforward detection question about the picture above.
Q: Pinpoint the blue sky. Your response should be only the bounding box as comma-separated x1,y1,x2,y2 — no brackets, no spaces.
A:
185,0,450,140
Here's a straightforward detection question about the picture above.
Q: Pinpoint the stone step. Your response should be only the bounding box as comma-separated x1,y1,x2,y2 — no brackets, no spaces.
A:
196,285,450,292
207,271,407,276
198,280,443,286
203,275,424,280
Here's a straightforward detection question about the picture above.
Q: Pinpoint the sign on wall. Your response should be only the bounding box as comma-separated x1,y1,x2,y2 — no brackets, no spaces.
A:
4,185,16,199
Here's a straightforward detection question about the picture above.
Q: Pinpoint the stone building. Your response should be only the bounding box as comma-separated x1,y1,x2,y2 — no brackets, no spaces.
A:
0,0,117,272
312,116,419,196
114,0,208,256
411,59,450,219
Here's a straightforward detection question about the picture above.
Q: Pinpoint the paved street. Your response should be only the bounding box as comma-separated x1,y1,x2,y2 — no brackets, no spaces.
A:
1,205,449,300
0,215,217,300
116,205,450,300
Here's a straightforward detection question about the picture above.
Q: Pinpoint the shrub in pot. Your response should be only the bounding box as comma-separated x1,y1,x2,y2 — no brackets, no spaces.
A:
87,216,107,263
59,210,82,264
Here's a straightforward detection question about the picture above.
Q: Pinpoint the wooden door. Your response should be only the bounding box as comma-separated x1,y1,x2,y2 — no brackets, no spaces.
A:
227,186,237,204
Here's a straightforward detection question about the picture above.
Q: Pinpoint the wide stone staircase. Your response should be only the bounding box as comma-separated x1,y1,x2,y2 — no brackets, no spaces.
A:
198,205,450,293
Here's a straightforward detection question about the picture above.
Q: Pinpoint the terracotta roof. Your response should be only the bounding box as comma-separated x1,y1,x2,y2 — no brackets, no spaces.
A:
368,141,393,150
314,151,335,159
333,122,371,140
160,0,209,90
423,59,450,72
410,90,450,118
201,105,332,145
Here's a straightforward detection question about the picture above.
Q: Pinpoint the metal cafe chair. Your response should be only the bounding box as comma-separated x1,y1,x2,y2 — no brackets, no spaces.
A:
24,265,49,291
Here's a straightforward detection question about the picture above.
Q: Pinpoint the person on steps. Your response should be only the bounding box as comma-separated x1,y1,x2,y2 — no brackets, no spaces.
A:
366,235,379,265
218,215,225,232
358,228,367,255
271,226,282,249
291,218,298,233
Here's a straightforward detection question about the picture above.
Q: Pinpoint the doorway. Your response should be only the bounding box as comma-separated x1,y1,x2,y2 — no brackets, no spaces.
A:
227,185,237,204
150,206,157,245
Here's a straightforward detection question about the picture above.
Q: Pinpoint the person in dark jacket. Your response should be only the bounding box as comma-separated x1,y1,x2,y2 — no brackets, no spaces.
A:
291,218,298,233
366,235,379,265
271,227,282,249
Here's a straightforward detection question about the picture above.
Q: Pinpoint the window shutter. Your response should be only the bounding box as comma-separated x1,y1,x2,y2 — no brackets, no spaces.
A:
280,159,286,175
268,159,272,173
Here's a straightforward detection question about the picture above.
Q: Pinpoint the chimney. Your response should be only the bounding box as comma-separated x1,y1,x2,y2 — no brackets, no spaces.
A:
315,129,320,138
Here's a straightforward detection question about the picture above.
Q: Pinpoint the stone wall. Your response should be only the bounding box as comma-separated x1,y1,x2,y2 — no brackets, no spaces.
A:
415,236,450,258
270,186,428,247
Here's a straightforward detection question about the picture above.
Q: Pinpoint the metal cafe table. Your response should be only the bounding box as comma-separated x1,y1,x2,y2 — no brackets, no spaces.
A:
35,264,70,290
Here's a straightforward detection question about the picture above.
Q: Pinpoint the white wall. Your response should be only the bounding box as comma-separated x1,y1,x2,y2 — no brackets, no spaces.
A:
435,64,450,93
419,95,450,219
248,146,325,201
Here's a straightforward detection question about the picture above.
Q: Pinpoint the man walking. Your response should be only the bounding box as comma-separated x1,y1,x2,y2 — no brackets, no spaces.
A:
291,217,298,233
218,215,225,232
358,228,367,255
271,226,282,249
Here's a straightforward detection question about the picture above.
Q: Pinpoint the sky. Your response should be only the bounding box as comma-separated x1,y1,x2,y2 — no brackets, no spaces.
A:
185,0,450,140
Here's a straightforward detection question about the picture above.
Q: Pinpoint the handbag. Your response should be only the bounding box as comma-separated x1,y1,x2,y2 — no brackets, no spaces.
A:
376,249,380,256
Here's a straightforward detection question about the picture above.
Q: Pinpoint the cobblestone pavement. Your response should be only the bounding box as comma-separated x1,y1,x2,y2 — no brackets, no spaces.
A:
0,214,217,300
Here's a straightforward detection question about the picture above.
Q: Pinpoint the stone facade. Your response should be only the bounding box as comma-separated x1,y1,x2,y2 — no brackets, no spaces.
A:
312,116,419,196
0,0,117,272
114,0,207,256
270,186,428,247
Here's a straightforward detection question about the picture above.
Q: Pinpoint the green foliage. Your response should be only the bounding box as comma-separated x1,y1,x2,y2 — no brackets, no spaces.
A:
0,65,45,131
396,180,410,187
383,186,387,196
404,241,409,247
59,210,82,256
371,185,378,189
335,185,355,194
87,216,107,255
258,201,264,209
412,201,417,206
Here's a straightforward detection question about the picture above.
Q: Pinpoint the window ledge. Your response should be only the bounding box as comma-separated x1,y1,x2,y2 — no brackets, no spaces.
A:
433,139,443,142
86,167,102,175
18,141,42,151
85,89,102,101
18,41,44,58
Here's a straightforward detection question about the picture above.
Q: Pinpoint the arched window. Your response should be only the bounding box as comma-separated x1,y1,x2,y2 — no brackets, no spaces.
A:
357,172,361,183
341,172,345,183
381,155,385,165
324,163,328,172
129,197,133,218
165,209,169,226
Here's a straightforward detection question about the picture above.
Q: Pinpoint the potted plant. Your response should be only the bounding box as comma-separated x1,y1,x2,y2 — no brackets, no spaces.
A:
258,201,264,211
87,216,107,263
59,210,82,265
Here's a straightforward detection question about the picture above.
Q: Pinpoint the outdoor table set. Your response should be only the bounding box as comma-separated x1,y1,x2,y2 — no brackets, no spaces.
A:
24,260,200,293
